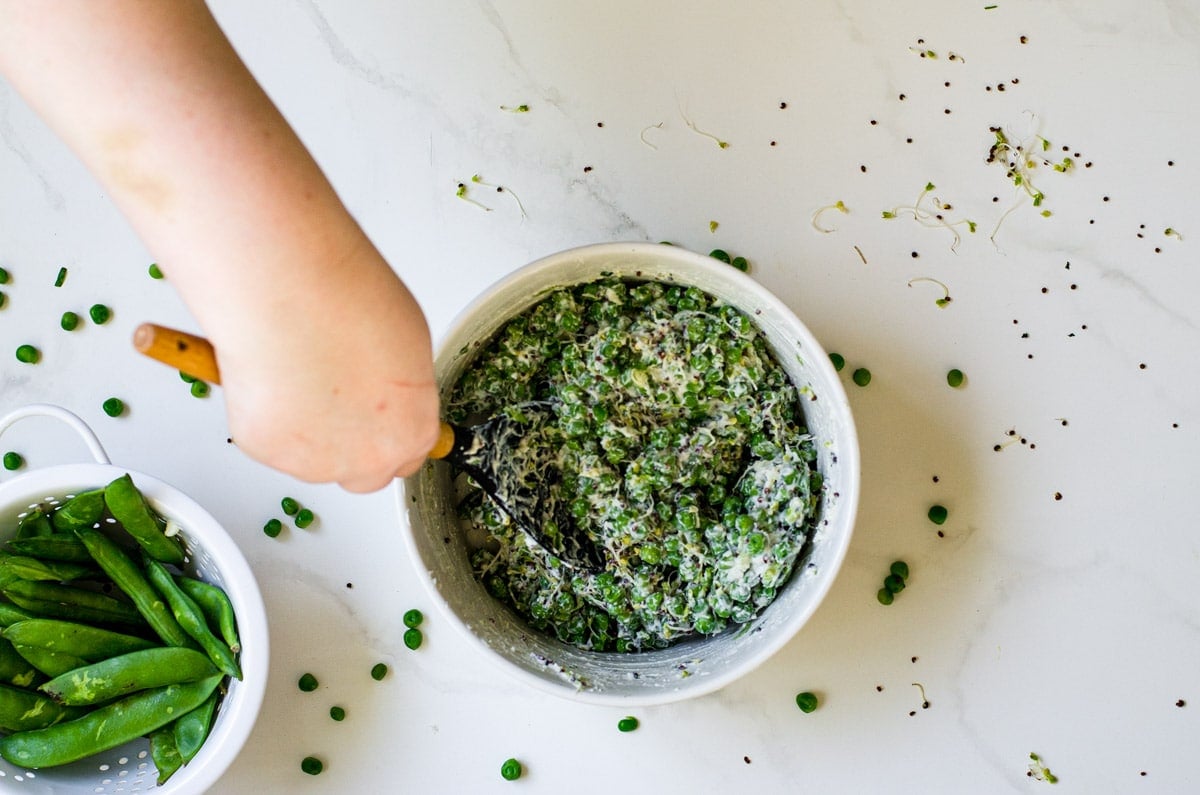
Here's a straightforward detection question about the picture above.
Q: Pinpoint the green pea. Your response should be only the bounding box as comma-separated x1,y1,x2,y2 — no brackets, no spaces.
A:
15,344,39,364
617,716,639,732
730,256,749,272
403,628,423,650
329,706,346,721
102,397,125,417
402,609,423,629
179,371,198,384
852,367,871,387
927,504,948,525
0,291,6,309
877,588,894,605
795,691,819,713
883,574,906,594
708,249,731,264
2,452,22,471
946,368,965,388
301,756,324,775
263,518,282,538
295,508,315,529
890,560,910,580
0,267,8,284
828,352,845,371
280,497,300,516
53,267,67,287
190,380,210,398
370,662,388,681
500,758,523,781
60,311,79,331
148,263,164,279
88,303,111,324
298,673,318,692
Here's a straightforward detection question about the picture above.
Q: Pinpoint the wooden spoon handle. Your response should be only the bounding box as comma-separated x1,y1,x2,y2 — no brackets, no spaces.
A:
133,323,222,385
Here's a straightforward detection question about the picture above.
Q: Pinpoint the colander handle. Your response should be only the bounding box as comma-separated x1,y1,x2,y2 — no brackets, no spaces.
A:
0,403,111,465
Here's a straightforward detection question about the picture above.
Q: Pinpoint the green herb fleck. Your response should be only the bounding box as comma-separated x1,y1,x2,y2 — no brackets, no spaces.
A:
500,104,530,113
54,267,67,287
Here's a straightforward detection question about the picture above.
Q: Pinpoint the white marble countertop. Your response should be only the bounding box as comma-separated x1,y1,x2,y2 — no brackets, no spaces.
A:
3,1,1199,792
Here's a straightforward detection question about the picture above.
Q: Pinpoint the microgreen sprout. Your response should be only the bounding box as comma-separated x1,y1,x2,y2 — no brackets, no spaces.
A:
639,122,664,149
709,221,719,233
811,200,848,233
882,182,976,250
912,682,931,709
471,174,526,218
499,104,530,113
907,276,953,307
455,182,492,212
1165,227,1183,240
1028,752,1059,784
909,46,938,58
986,123,1078,244
679,108,729,149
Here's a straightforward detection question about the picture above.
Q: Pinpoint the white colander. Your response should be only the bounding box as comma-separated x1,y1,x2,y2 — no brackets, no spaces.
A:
0,404,268,794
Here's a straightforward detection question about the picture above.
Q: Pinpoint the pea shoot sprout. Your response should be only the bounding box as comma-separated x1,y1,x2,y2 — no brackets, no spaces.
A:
1028,752,1059,784
907,276,953,307
499,104,529,113
882,182,976,251
639,122,664,149
811,200,848,233
471,174,526,218
679,107,729,149
455,181,492,212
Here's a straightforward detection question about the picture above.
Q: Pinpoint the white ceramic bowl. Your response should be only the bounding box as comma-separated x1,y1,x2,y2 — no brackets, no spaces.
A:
401,242,859,706
0,404,268,794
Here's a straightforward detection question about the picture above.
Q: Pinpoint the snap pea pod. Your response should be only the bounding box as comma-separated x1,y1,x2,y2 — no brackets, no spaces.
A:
1,579,147,626
174,687,219,763
0,602,34,628
149,724,184,785
177,576,240,654
12,645,88,678
39,646,217,706
0,674,223,768
144,558,239,679
73,527,192,647
49,489,106,533
102,474,184,564
5,535,94,563
14,509,53,540
0,683,85,733
0,637,43,688
2,619,157,661
0,554,96,583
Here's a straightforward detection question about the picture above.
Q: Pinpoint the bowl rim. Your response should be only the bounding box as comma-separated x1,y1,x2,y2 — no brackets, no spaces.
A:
398,241,860,705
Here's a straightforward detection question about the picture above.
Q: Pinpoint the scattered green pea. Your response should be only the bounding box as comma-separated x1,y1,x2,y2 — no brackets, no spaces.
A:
927,504,949,525
795,691,819,713
179,371,198,383
190,380,210,398
403,628,423,650
890,560,910,580
370,663,388,681
617,716,639,732
946,368,965,388
295,508,315,528
828,352,845,371
877,588,895,605
60,311,80,331
281,497,300,516
101,397,125,417
883,574,906,594
54,266,67,287
852,367,872,387
730,256,749,272
263,518,283,538
301,756,323,776
0,266,8,284
403,608,424,629
3,451,23,471
298,673,318,692
708,249,731,264
89,303,111,324
0,291,6,309
15,344,39,364
329,706,346,721
148,263,164,279
500,758,523,781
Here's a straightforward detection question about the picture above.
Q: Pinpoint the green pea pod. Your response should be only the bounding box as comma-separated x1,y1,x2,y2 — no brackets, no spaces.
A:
0,602,35,628
38,646,218,706
14,509,53,540
144,558,239,679
0,674,223,768
102,474,184,564
2,619,157,661
177,576,241,654
1,579,147,626
49,489,106,533
12,644,88,678
0,682,85,733
5,535,94,563
0,637,44,688
149,725,184,785
73,527,193,647
174,687,219,763
0,554,97,583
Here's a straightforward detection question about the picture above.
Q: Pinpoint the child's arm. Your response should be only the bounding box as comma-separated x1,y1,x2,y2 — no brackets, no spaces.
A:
0,0,440,491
